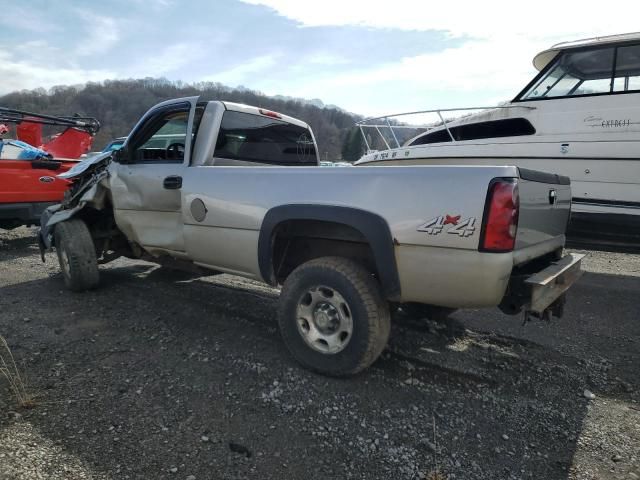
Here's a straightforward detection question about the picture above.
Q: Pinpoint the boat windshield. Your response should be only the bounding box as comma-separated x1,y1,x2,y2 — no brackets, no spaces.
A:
520,43,640,100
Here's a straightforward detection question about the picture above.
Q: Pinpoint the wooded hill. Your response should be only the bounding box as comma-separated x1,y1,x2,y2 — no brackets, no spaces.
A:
0,78,366,161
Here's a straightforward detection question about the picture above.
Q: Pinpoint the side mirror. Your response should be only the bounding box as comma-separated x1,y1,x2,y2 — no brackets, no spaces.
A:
113,147,128,164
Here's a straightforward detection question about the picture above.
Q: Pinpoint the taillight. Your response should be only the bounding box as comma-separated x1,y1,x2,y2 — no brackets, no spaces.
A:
259,109,282,119
480,179,519,252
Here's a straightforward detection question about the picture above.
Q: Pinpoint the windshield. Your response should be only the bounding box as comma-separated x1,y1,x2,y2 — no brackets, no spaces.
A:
521,47,615,99
520,43,640,100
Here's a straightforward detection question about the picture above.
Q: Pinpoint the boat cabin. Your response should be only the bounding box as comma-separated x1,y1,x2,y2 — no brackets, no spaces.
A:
357,33,640,150
518,33,640,101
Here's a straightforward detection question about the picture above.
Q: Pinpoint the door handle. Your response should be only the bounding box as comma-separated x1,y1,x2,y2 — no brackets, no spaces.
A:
163,175,182,190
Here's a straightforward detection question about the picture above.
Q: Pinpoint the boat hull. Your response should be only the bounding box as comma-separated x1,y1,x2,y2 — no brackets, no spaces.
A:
567,202,640,253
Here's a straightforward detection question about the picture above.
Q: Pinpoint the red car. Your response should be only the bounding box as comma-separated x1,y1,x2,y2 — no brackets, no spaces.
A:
0,108,99,229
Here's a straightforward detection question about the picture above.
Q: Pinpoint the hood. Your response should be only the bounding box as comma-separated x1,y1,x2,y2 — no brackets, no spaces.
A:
57,150,112,179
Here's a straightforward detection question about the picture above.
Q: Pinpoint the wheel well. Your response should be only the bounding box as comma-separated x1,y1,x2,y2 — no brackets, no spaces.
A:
258,205,401,300
67,201,131,260
271,220,377,284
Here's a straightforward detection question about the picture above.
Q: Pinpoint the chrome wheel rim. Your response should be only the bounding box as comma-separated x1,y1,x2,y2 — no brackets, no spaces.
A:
296,285,353,354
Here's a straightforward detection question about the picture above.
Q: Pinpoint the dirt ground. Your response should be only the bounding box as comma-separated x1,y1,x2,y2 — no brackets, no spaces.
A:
0,226,638,480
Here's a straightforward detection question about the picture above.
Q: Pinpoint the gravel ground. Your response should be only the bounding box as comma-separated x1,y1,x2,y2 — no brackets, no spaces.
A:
0,227,638,480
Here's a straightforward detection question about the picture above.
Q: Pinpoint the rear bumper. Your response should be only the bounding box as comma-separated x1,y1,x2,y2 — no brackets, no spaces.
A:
0,202,56,228
524,253,584,314
499,253,584,318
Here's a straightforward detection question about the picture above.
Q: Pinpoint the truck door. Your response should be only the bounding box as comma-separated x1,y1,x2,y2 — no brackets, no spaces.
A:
0,158,69,205
109,97,199,255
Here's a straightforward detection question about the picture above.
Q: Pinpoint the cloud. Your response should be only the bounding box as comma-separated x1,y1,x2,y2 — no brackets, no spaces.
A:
1,0,637,118
269,36,536,115
240,0,639,39
0,48,115,94
296,36,533,92
236,0,640,115
127,0,175,6
304,53,349,66
0,5,60,33
204,54,280,85
127,43,208,77
74,10,120,56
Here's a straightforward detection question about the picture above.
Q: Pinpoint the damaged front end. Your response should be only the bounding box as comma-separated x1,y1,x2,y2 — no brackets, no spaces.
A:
38,151,113,260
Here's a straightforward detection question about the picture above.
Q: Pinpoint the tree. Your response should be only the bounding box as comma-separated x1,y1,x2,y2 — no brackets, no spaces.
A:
0,78,361,160
341,128,365,162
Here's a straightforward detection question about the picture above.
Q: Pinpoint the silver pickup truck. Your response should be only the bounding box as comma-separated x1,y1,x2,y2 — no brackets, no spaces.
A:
39,96,583,376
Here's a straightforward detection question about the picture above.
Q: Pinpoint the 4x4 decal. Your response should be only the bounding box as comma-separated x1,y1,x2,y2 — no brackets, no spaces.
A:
417,215,476,237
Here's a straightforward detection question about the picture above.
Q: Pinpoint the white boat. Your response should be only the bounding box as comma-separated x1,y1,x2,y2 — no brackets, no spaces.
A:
355,33,640,252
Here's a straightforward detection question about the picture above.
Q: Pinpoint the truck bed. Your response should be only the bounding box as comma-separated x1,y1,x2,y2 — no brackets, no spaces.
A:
107,163,570,307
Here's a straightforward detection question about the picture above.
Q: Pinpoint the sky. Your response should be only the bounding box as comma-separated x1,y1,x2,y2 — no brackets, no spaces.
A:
1,1,638,116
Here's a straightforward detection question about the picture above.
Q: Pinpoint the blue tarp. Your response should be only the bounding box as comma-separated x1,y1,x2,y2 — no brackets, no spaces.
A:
0,139,50,160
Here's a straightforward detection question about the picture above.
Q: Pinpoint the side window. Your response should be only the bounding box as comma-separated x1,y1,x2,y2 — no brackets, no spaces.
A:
213,111,317,166
129,104,190,163
613,44,640,92
409,118,535,146
521,47,614,99
530,69,580,98
573,77,612,96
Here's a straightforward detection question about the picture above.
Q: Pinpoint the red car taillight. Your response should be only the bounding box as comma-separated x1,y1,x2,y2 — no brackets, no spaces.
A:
480,179,519,252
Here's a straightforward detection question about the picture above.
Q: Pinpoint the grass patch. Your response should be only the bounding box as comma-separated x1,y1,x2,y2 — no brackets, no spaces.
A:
424,414,448,480
425,472,447,480
0,335,35,409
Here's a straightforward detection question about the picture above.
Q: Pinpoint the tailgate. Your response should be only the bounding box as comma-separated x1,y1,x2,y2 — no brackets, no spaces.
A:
515,168,571,250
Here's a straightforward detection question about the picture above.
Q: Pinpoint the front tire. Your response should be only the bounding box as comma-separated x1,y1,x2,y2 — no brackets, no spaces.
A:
54,219,99,292
278,257,390,376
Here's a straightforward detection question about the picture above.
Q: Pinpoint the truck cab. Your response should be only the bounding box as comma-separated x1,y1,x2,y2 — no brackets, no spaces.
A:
104,99,318,256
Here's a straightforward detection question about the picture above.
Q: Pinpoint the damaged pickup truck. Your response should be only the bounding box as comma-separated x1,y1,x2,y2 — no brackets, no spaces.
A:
39,97,584,376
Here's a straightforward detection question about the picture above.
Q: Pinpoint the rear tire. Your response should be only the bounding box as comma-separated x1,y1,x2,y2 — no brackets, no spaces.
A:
278,257,390,376
54,219,99,292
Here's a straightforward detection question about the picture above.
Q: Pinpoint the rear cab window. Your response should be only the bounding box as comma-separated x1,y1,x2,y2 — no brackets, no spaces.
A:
213,110,317,166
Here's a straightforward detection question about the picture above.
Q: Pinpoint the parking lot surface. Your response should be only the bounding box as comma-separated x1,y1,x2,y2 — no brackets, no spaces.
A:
1,227,638,479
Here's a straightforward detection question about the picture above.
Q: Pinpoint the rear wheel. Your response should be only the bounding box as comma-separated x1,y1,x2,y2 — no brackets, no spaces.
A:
54,219,99,292
278,257,390,376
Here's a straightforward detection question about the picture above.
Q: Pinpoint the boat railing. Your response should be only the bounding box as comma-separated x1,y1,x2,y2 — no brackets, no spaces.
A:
355,105,536,152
